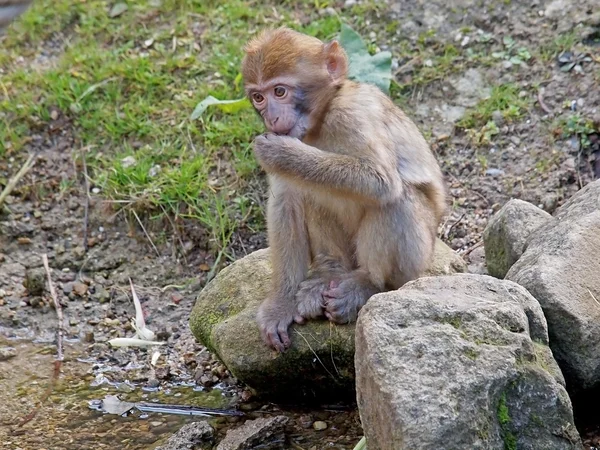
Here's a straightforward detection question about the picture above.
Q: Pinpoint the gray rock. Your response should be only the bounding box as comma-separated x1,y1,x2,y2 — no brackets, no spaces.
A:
355,274,580,450
155,421,214,450
483,199,551,278
507,180,600,391
189,239,466,401
23,268,46,296
0,346,17,361
450,68,491,108
91,285,110,303
216,416,288,450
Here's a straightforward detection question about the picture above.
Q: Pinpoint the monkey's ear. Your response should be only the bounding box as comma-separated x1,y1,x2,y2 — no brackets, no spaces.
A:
323,40,348,81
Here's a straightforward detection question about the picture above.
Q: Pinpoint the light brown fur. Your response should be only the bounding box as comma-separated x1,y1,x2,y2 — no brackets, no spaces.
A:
242,27,447,351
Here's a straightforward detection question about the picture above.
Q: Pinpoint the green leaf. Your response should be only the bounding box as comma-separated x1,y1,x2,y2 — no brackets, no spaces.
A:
190,96,251,120
338,23,392,95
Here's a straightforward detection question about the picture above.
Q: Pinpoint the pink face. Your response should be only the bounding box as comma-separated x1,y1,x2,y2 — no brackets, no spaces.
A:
247,76,308,139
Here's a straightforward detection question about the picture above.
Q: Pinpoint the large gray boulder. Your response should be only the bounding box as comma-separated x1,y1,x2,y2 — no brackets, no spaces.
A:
507,180,600,392
483,199,551,278
355,274,580,450
189,239,466,401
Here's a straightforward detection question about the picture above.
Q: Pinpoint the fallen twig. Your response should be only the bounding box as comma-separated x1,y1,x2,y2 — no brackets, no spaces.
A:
461,240,484,257
81,149,91,252
444,213,466,240
131,209,160,257
537,89,553,115
0,152,36,209
43,254,64,361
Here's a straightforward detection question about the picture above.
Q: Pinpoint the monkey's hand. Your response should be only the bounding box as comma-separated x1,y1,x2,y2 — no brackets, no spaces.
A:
256,296,304,352
252,133,300,172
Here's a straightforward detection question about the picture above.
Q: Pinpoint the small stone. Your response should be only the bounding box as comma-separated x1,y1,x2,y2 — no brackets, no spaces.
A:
485,168,504,176
491,110,504,126
92,285,110,303
155,365,171,380
150,421,163,427
68,199,80,211
0,289,6,298
73,281,88,297
62,283,74,295
0,347,17,361
109,2,128,18
313,421,328,431
17,237,32,245
147,378,160,388
155,421,214,450
299,415,313,429
73,246,86,258
103,318,121,327
84,332,95,343
50,109,59,120
33,210,42,218
217,416,287,450
23,269,45,296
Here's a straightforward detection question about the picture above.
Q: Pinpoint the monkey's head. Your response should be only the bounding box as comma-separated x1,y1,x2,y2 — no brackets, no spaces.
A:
242,27,348,139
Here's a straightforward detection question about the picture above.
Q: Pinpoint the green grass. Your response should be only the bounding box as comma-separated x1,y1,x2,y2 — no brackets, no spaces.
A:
458,83,529,130
538,31,578,62
1,0,363,256
0,0,515,259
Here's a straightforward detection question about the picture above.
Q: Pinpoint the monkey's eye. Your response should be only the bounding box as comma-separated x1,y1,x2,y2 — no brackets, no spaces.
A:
252,93,265,103
274,86,287,98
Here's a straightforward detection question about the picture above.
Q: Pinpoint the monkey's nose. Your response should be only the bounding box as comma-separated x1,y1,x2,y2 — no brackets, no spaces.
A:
271,117,280,125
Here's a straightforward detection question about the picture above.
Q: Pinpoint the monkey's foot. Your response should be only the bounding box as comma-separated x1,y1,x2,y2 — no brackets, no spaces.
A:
323,276,378,324
295,278,328,321
256,299,302,352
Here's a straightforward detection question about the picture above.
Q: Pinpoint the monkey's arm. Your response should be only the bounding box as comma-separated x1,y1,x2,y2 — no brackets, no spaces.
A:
253,134,401,202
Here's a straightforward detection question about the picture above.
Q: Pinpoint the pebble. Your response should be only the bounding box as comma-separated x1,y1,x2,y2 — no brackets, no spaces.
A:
150,421,163,427
73,281,88,297
313,421,328,431
0,347,17,361
92,286,110,303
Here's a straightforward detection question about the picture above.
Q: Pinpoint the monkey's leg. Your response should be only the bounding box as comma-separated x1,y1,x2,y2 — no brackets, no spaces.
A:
324,195,436,324
322,270,379,323
295,254,348,321
257,180,310,351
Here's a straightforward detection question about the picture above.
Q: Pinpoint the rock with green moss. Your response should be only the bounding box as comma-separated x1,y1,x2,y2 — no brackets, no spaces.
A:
355,273,580,450
483,199,551,278
189,239,466,401
507,179,600,393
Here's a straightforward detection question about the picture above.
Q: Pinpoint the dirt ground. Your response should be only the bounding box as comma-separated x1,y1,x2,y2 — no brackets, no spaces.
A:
1,0,599,448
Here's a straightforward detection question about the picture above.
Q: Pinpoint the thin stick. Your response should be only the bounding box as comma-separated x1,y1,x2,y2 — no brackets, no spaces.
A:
43,254,64,362
537,89,553,115
588,289,600,307
159,203,187,265
132,209,160,257
13,255,64,430
461,240,484,257
0,153,36,209
444,213,466,240
294,329,337,380
81,150,90,252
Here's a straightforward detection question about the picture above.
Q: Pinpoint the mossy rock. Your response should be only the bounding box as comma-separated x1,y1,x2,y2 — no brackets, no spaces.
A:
190,239,467,402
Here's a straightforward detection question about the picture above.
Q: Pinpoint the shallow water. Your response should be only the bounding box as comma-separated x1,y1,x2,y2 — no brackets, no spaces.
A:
0,337,235,450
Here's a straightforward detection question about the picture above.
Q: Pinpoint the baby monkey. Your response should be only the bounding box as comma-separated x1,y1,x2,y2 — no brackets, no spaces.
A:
242,27,447,352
